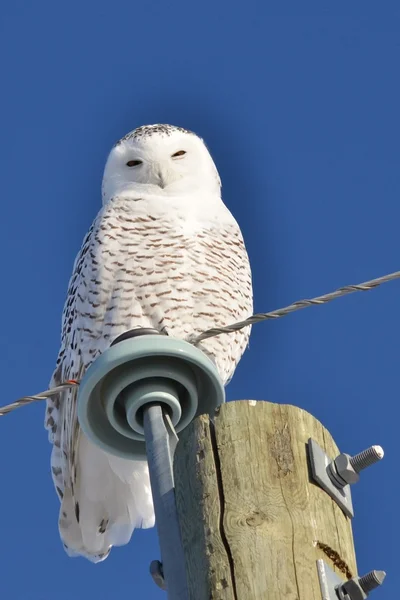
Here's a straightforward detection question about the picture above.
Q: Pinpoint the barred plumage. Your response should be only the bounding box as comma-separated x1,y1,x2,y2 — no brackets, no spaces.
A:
45,124,253,561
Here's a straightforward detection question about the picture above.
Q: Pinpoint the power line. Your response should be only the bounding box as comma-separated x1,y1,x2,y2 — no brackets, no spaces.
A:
1,269,399,418
0,381,79,416
191,270,400,343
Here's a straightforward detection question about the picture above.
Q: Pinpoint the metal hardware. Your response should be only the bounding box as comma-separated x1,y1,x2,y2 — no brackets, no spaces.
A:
317,561,386,600
317,559,347,600
309,440,384,518
329,446,384,488
144,404,189,598
150,559,167,591
308,439,354,518
336,570,386,600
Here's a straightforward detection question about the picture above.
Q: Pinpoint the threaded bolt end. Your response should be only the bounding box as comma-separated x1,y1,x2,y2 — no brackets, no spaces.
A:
359,570,386,593
350,445,384,473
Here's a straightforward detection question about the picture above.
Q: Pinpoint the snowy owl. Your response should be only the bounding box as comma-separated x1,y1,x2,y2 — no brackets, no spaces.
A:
45,124,253,562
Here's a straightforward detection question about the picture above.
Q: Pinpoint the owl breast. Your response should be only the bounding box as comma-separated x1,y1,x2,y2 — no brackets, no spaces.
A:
77,194,253,384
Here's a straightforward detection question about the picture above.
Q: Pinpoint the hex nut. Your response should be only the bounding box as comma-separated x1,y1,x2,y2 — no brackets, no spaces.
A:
339,578,367,600
334,453,360,485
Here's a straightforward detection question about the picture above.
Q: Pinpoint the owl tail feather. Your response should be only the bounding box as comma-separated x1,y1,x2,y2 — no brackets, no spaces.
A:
59,433,155,562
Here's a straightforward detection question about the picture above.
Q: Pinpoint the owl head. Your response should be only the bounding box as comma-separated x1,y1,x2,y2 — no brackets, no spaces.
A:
102,124,221,203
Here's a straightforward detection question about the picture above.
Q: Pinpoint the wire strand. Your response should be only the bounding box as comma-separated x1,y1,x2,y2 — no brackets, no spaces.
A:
0,382,79,417
191,270,400,343
1,269,399,417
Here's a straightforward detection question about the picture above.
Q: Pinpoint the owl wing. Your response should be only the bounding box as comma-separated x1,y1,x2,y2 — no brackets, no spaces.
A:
46,221,95,493
45,210,154,561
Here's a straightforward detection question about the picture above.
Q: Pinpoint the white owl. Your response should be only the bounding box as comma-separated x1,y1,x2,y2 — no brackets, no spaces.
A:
45,124,253,562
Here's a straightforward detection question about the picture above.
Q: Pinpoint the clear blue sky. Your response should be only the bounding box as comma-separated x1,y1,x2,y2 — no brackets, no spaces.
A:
0,3,398,599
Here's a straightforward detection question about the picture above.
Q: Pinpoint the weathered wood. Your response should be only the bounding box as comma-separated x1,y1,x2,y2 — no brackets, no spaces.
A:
174,400,357,599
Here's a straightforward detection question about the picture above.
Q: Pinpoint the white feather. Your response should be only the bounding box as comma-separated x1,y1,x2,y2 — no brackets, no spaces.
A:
45,124,253,561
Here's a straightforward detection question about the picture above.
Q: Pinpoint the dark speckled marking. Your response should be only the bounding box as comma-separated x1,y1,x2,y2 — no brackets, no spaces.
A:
115,124,195,146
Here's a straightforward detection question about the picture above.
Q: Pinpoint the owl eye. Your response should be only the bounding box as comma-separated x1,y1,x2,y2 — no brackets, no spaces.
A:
172,150,186,158
126,160,142,167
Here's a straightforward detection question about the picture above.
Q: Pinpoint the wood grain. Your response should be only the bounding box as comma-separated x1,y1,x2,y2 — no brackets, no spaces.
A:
174,400,357,599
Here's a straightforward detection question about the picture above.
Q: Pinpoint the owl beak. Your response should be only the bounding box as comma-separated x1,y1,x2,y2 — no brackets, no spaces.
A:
157,169,167,189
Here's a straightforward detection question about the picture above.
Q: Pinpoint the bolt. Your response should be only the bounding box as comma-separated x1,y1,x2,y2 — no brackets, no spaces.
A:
328,445,384,488
150,559,167,590
350,446,384,473
337,570,386,600
359,570,386,594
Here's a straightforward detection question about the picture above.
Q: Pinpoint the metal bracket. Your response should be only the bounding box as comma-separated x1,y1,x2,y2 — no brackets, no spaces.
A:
308,438,354,518
317,559,346,600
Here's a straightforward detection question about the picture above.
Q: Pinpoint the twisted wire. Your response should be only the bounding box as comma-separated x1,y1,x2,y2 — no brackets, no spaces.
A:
0,382,79,417
191,270,400,343
1,269,399,417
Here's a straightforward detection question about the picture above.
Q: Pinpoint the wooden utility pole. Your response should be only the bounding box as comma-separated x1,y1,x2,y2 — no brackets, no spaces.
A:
174,400,357,599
